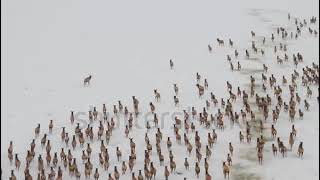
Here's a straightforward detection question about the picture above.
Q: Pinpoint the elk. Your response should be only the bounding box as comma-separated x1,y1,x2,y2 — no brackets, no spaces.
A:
196,84,205,97
184,158,189,170
277,56,283,64
287,133,295,151
271,125,277,139
195,162,200,178
239,131,244,143
35,124,40,137
227,153,232,166
154,89,161,101
169,59,174,69
304,100,310,110
49,120,53,133
229,142,234,156
251,30,256,37
217,38,224,45
245,49,250,59
173,84,179,95
84,75,92,86
307,86,312,97
229,39,234,47
94,168,99,180
8,141,13,163
272,143,278,156
164,166,170,180
14,154,21,170
208,45,212,52
298,142,304,158
257,149,263,165
223,162,230,179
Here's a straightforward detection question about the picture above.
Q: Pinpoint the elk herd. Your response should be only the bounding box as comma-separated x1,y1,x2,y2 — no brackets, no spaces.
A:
5,13,319,180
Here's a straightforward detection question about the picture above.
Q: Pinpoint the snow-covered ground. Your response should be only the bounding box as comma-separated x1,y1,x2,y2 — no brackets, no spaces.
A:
1,0,319,179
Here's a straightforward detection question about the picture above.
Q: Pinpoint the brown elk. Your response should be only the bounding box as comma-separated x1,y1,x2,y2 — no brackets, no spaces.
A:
94,168,99,180
289,133,295,150
257,149,263,165
298,142,304,158
227,153,232,166
271,125,277,139
8,141,13,163
49,120,53,133
195,162,200,178
229,142,234,156
154,89,161,101
239,131,244,143
14,154,21,170
196,84,205,97
164,166,170,180
223,162,230,179
272,143,278,156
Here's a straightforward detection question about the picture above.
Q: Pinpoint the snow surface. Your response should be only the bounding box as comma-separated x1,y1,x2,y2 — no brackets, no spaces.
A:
1,0,319,179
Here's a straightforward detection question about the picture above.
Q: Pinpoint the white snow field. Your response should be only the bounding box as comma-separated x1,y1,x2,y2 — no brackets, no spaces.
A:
1,0,319,179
